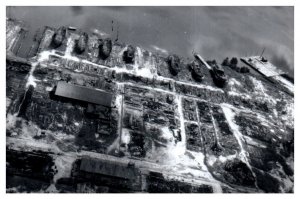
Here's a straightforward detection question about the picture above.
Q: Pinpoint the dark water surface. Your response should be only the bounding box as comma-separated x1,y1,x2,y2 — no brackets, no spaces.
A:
7,6,294,77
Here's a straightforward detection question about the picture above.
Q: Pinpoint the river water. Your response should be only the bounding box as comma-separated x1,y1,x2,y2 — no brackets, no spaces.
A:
6,6,294,77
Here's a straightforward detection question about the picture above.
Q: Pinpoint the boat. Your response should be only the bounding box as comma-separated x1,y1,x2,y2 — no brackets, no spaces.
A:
123,45,135,64
75,32,88,54
52,26,66,48
189,54,205,82
67,26,77,31
208,60,228,87
167,54,181,76
99,38,112,60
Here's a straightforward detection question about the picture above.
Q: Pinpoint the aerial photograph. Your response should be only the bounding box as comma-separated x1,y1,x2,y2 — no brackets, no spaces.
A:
6,6,294,193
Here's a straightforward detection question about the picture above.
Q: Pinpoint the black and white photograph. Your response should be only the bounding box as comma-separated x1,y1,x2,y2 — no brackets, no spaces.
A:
4,2,295,194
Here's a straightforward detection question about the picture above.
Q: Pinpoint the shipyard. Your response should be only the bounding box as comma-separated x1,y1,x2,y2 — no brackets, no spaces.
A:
6,7,294,193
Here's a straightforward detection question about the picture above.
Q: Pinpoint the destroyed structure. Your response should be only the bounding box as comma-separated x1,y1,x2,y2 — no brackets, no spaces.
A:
6,18,294,193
